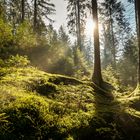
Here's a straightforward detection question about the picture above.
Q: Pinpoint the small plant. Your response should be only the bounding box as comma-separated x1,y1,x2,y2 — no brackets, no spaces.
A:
5,55,30,67
102,66,121,91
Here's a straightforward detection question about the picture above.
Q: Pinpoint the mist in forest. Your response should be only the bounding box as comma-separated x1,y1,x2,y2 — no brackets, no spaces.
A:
0,0,140,139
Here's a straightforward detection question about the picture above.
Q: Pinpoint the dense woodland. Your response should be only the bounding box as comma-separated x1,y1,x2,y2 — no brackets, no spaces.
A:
0,0,140,139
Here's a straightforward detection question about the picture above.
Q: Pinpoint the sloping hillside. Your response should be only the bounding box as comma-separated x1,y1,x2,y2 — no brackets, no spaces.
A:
0,64,140,140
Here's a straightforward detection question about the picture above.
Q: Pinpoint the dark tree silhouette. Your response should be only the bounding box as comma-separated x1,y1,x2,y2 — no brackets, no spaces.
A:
34,0,37,29
92,0,103,86
136,0,140,85
21,0,25,22
33,0,55,32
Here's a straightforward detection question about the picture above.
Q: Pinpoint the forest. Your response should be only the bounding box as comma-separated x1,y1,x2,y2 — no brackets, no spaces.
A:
0,0,140,139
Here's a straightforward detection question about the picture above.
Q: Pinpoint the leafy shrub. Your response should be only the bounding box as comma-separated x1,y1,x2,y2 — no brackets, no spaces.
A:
102,66,121,91
15,21,37,49
1,55,30,67
0,59,4,67
73,49,91,79
50,56,74,76
0,18,13,48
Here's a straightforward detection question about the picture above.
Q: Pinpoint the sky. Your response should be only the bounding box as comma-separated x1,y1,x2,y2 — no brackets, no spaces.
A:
122,0,136,31
51,0,136,33
51,0,67,31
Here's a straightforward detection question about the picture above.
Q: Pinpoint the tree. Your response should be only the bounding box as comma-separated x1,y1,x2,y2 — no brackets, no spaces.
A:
136,0,140,85
33,0,55,32
33,0,37,29
7,0,21,27
76,0,81,49
92,0,103,86
118,35,138,87
100,0,130,68
84,38,94,66
58,25,70,46
21,0,25,22
3,0,29,29
66,0,91,51
102,24,112,69
0,0,6,19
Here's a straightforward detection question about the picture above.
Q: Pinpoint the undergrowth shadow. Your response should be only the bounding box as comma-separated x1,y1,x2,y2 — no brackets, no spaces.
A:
89,82,140,140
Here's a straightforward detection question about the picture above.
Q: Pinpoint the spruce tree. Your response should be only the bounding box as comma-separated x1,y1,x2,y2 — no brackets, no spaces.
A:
100,0,130,68
33,0,55,33
66,0,91,51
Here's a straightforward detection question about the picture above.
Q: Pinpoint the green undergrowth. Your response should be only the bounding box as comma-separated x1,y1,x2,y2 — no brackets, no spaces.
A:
0,59,140,139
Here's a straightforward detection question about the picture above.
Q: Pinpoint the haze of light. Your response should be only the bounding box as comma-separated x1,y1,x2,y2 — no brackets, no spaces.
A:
85,17,96,37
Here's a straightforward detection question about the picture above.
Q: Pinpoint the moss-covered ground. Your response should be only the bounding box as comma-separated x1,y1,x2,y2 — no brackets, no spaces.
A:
0,65,140,140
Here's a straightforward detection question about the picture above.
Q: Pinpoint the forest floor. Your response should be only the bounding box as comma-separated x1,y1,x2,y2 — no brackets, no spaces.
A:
0,65,140,139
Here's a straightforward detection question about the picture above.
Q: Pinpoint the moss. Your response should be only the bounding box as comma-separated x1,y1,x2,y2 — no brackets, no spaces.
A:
0,96,53,139
48,75,83,85
0,64,140,139
35,82,58,95
129,99,140,111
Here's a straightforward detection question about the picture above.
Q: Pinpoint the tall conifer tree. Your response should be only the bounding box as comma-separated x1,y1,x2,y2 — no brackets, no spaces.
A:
92,0,103,86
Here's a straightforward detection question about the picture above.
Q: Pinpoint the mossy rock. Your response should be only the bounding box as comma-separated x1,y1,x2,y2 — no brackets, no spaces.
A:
35,82,58,95
48,75,82,85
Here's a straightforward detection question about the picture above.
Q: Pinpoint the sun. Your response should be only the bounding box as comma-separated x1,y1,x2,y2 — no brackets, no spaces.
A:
85,17,96,37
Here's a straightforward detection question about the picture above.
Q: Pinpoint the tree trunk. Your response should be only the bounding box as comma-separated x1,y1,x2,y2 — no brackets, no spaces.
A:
34,0,37,30
3,0,6,20
77,0,82,51
74,2,78,48
111,22,116,68
109,7,116,68
92,0,103,86
136,0,140,85
21,0,25,22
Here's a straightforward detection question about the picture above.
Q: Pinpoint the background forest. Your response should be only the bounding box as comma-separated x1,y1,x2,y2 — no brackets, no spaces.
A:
0,0,138,90
0,0,140,140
